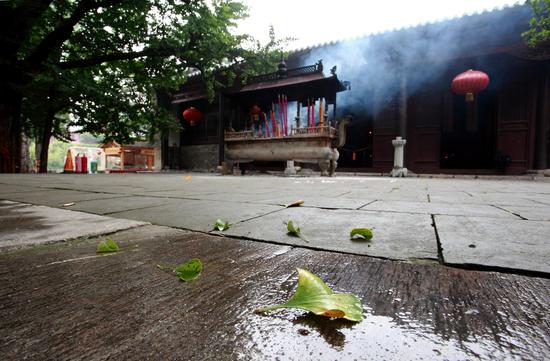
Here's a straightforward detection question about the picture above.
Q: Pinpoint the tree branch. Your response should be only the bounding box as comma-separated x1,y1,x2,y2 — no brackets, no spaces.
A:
25,0,125,70
57,45,186,69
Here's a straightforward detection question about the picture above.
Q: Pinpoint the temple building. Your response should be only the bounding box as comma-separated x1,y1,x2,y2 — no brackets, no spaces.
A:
162,3,549,175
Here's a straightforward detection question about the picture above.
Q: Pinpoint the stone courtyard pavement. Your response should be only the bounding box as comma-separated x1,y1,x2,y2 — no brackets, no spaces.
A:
0,173,549,360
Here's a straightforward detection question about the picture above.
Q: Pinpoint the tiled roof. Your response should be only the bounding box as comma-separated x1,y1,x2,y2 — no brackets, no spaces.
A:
289,2,529,54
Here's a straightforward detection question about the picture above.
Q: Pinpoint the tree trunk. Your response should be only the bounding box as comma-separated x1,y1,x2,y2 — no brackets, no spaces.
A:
20,133,31,173
38,112,54,173
0,90,23,173
35,138,42,169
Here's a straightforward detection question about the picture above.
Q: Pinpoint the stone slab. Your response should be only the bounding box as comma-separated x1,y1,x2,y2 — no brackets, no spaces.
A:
108,198,281,232
0,184,41,195
435,215,550,273
427,193,540,206
361,200,516,218
128,189,219,198
249,196,374,210
526,194,550,206
0,189,126,207
0,201,147,251
0,226,548,361
68,196,170,215
226,207,438,261
497,205,550,221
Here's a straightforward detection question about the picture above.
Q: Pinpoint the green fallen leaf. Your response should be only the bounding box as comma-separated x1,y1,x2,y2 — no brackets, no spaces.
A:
350,228,373,241
96,238,120,253
174,258,203,281
283,199,304,208
157,258,202,281
214,218,231,231
285,219,309,242
255,268,363,322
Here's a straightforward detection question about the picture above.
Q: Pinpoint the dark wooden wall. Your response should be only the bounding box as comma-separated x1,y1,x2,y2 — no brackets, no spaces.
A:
368,55,545,175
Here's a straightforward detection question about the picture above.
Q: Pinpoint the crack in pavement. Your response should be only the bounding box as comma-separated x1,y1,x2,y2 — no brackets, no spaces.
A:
431,214,445,264
491,204,528,220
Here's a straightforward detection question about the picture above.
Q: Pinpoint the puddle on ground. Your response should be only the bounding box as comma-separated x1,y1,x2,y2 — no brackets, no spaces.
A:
213,270,542,361
230,308,522,360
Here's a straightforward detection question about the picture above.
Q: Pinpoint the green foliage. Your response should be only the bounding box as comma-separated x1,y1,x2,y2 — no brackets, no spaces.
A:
38,139,98,171
78,133,102,144
96,238,120,253
256,268,364,322
523,0,550,47
214,219,231,231
237,25,294,82
350,228,373,241
11,0,288,161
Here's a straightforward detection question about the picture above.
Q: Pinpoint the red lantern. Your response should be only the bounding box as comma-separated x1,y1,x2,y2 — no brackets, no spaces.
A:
250,105,261,122
451,69,490,102
182,107,203,126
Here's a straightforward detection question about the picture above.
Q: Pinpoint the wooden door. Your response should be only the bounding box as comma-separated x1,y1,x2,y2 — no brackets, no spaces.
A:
372,95,398,171
496,81,537,174
407,90,442,173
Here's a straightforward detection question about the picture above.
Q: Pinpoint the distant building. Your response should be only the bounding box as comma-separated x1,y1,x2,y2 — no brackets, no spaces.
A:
162,4,549,175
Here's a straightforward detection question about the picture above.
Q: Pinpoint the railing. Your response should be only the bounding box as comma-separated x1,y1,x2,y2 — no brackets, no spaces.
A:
292,125,336,137
246,62,323,85
225,125,336,141
225,130,254,140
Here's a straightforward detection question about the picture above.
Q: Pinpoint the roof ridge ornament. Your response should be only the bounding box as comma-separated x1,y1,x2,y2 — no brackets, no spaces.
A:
277,57,287,78
316,59,323,72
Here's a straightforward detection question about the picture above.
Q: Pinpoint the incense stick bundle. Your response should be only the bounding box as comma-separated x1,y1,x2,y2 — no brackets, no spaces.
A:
306,99,310,130
262,112,271,137
277,95,283,136
270,103,277,137
286,95,290,135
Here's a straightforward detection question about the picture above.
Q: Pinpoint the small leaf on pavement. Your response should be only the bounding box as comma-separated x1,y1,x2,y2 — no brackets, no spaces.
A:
174,258,203,281
350,228,373,241
285,220,309,242
214,219,231,231
96,238,120,253
283,200,304,208
255,268,363,322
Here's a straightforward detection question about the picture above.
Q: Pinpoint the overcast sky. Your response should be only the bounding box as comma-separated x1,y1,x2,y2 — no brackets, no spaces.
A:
236,0,522,50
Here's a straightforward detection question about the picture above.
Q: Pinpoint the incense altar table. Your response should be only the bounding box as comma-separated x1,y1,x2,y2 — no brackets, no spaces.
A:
223,60,352,176
225,118,351,176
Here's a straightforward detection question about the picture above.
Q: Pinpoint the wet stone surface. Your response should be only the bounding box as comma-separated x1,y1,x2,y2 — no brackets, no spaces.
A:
1,174,549,359
0,200,146,251
0,174,549,272
0,226,548,361
436,215,550,274
225,207,438,261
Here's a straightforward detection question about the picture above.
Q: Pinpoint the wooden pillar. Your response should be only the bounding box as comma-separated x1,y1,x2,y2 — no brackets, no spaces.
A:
218,92,225,166
325,99,329,126
333,96,337,127
296,102,301,128
398,73,408,137
535,63,550,169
